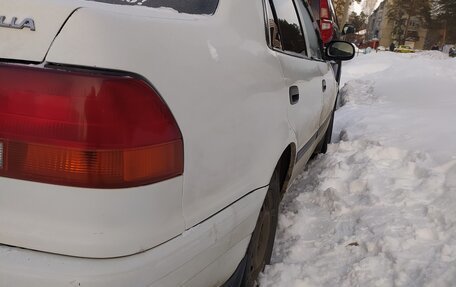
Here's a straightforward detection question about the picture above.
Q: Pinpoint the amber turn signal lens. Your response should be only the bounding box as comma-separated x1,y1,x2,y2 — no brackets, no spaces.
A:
1,140,183,188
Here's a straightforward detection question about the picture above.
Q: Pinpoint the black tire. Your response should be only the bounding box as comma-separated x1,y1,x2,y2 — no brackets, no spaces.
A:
241,169,281,287
319,109,334,154
313,107,335,156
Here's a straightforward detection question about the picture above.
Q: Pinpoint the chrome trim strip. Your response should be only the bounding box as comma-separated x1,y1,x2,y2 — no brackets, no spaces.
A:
296,130,318,162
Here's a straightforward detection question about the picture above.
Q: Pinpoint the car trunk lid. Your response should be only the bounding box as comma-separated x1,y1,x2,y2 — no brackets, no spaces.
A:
0,0,80,62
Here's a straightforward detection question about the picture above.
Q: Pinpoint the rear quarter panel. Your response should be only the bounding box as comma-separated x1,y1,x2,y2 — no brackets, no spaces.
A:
46,0,294,229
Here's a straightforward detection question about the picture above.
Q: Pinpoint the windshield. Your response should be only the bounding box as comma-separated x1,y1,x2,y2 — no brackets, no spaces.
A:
85,0,219,14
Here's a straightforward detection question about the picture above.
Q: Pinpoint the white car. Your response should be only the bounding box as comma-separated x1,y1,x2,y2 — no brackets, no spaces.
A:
0,0,354,286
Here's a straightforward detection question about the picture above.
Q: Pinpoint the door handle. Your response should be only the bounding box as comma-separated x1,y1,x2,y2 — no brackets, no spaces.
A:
289,85,299,105
322,79,327,92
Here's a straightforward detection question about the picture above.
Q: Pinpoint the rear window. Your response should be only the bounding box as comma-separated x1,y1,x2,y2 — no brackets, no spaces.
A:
85,0,219,15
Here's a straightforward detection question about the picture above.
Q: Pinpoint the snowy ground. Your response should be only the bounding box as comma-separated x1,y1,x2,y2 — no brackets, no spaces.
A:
260,51,456,286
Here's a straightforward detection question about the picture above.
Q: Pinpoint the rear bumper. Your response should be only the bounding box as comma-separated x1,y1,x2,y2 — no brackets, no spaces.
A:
0,187,267,287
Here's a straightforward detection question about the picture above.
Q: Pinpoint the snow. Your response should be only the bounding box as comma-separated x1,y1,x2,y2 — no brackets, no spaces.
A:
260,51,456,286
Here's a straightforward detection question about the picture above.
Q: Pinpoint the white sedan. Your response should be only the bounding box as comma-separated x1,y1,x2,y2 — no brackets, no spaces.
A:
0,0,354,286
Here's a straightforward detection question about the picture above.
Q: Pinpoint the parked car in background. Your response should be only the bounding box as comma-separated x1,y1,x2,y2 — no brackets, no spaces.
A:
395,45,415,53
449,46,456,57
443,44,455,55
308,0,340,44
308,0,343,84
0,0,354,286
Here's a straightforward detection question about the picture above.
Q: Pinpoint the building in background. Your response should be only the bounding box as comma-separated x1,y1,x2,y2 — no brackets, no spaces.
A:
366,0,429,50
366,1,385,42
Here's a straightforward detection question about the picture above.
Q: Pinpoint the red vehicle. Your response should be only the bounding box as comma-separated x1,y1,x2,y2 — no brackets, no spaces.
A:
308,0,343,84
308,0,341,44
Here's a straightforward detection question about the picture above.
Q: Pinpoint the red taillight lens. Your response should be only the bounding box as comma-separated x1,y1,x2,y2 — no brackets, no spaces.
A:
320,0,329,18
320,19,334,44
320,7,329,19
0,64,183,188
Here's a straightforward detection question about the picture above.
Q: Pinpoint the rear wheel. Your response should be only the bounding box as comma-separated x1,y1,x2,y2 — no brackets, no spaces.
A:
241,169,280,287
319,109,334,154
313,107,335,156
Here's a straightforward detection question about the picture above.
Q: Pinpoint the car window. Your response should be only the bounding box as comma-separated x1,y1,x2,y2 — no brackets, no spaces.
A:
84,0,219,15
270,0,307,56
295,0,322,59
265,0,283,49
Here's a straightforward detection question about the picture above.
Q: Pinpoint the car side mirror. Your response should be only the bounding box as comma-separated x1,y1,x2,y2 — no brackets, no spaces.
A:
342,24,355,35
325,41,355,61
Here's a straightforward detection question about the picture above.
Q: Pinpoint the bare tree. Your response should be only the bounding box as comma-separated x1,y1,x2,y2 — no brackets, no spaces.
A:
433,0,456,43
349,11,368,31
334,0,348,26
334,0,362,26
387,0,431,44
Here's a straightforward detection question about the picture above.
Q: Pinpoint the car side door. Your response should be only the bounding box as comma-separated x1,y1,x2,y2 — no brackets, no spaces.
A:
294,0,338,128
265,0,325,165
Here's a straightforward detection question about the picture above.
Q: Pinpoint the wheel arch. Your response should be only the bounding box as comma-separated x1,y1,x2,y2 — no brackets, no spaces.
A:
276,143,296,196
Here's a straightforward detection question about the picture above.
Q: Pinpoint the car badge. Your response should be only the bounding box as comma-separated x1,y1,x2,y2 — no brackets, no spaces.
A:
0,16,36,31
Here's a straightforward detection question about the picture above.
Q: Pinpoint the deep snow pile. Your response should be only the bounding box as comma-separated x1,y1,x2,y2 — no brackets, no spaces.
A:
260,51,456,286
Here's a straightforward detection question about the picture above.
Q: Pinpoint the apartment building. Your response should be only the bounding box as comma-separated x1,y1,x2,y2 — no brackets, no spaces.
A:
367,0,428,49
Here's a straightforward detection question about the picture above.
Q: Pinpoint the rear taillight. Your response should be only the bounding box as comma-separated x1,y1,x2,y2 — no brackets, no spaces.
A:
320,8,329,19
319,0,329,19
319,0,334,44
0,64,183,188
320,19,334,44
